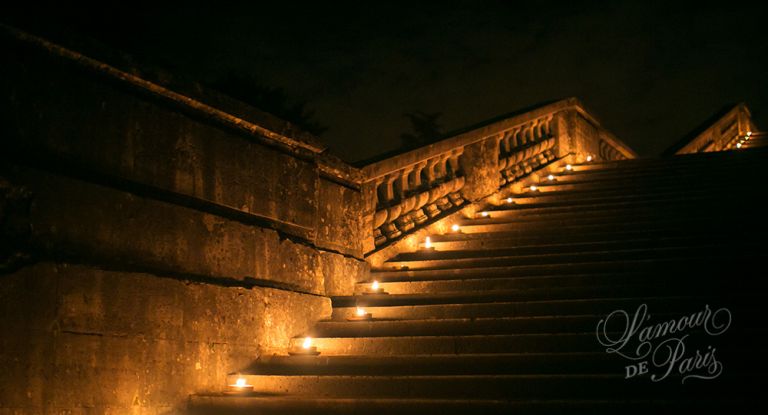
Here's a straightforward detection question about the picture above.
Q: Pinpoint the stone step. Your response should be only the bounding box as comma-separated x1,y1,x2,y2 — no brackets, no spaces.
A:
508,183,754,205
451,216,759,237
330,295,740,321
246,352,621,375
383,245,757,271
217,373,760,400
401,236,731,259
359,269,757,294
556,156,767,179
426,223,756,249
371,253,767,280
342,282,760,310
568,148,768,172
490,191,724,212
295,332,610,355
316,315,606,337
188,396,759,415
461,204,754,230
531,176,762,193
315,308,760,337
479,198,732,220
506,189,727,206
549,164,764,184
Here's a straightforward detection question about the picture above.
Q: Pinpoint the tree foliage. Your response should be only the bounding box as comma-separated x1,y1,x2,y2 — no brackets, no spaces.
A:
211,74,327,136
400,111,443,149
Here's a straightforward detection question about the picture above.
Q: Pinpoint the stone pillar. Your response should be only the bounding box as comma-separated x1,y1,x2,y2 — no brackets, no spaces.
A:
459,137,500,202
552,111,572,157
360,180,378,254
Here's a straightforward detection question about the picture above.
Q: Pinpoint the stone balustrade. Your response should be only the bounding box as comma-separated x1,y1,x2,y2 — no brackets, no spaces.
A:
665,103,757,155
498,114,557,186
368,149,466,246
359,98,637,253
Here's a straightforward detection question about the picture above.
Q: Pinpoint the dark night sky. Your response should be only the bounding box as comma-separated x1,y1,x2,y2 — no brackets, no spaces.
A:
4,1,767,162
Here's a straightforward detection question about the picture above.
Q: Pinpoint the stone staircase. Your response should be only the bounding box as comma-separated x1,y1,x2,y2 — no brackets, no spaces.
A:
190,147,768,414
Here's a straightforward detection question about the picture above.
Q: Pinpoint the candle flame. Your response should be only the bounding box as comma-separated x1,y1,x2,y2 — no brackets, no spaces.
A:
547,174,554,181
530,185,538,192
451,224,460,232
481,211,489,217
302,337,312,349
356,307,366,316
372,280,379,290
565,164,572,171
424,236,432,249
235,378,247,387
506,197,513,203
586,155,593,162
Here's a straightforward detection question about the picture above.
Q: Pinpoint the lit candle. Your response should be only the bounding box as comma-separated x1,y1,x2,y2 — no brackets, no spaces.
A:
424,236,432,249
480,211,489,217
530,185,538,192
506,197,513,203
547,174,554,181
365,279,387,295
586,155,593,162
451,224,460,232
228,377,254,394
747,131,752,137
565,164,573,171
289,336,320,355
348,306,373,321
736,142,743,148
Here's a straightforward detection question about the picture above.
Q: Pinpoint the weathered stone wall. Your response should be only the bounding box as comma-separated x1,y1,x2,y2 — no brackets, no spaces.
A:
0,29,363,414
0,263,330,414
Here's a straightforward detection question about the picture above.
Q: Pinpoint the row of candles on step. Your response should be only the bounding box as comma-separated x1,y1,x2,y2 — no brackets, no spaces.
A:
735,131,753,149
420,162,582,249
227,278,387,392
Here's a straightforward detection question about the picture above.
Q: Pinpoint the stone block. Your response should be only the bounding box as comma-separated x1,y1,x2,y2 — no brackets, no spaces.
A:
315,178,364,257
459,137,500,201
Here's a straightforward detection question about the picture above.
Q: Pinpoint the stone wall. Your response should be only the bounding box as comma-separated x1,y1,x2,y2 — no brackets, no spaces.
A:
0,263,330,414
0,28,363,414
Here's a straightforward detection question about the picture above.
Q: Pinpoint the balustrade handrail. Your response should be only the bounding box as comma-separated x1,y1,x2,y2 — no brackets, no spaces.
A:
358,97,637,253
361,97,616,181
664,103,756,155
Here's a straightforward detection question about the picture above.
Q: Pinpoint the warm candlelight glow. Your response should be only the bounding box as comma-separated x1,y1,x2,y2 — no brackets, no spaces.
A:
747,131,752,137
481,211,489,217
228,376,254,393
586,155,593,162
424,236,432,249
356,307,366,316
565,164,573,171
530,185,538,192
506,197,513,203
302,337,312,349
736,142,742,148
547,174,554,181
372,280,380,290
451,224,460,232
